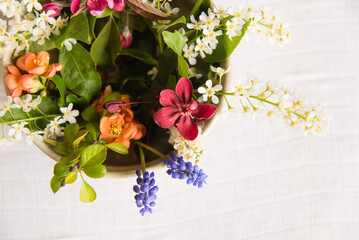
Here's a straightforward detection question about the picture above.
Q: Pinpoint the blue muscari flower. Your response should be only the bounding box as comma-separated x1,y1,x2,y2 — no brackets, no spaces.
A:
163,152,207,188
133,169,158,216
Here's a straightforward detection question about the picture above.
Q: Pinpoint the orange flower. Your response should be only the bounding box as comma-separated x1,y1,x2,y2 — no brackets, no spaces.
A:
19,74,44,93
91,85,113,112
5,65,23,98
99,112,146,148
16,51,62,77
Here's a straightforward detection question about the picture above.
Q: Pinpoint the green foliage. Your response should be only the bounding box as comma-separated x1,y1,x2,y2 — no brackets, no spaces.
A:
55,13,92,46
50,75,67,107
72,129,89,149
85,121,100,144
66,94,89,110
54,142,73,155
80,177,96,203
83,164,107,179
0,96,59,130
162,31,189,78
90,16,122,69
59,44,102,102
64,123,79,146
119,48,159,66
50,175,65,193
78,144,107,169
65,171,78,184
106,143,129,154
53,163,69,177
103,92,122,103
81,106,100,122
155,16,186,33
203,21,249,63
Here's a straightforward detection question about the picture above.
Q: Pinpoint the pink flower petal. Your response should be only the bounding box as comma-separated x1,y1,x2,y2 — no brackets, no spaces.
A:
153,107,181,128
177,115,198,141
87,0,106,16
109,0,125,11
175,77,193,105
70,0,81,13
159,89,182,108
191,103,216,119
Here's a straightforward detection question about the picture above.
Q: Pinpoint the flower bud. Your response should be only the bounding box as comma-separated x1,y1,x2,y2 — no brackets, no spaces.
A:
19,74,44,93
120,26,133,49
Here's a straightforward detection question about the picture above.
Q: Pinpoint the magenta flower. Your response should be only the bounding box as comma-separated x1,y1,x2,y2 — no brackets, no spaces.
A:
43,1,69,17
71,0,125,16
153,77,216,141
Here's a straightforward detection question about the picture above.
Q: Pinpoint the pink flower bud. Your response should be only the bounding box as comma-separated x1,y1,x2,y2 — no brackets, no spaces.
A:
121,26,133,49
42,2,64,17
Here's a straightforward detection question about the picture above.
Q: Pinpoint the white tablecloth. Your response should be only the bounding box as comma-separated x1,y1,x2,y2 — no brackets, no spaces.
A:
1,0,359,239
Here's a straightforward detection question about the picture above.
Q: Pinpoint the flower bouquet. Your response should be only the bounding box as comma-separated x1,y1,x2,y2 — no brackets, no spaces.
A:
0,0,328,215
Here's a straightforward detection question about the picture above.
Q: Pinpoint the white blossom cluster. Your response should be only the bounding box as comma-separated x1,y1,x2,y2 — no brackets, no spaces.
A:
0,97,79,146
0,0,68,58
182,6,291,65
168,127,204,163
197,66,230,104
230,74,329,136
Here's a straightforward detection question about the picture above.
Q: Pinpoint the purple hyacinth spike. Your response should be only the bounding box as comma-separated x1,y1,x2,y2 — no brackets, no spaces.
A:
133,170,158,216
163,152,208,188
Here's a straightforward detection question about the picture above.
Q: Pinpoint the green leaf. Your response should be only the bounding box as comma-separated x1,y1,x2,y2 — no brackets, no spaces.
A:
50,176,65,193
83,165,107,179
203,21,249,63
106,143,129,154
66,94,89,110
29,36,57,53
80,177,96,203
162,30,186,55
65,171,78,184
50,75,67,107
55,13,91,46
60,43,102,102
157,16,186,33
64,123,79,146
54,142,73,155
81,106,100,122
96,7,114,18
79,144,107,169
85,121,100,143
177,55,189,78
60,147,85,167
43,138,59,147
53,163,69,177
90,16,122,68
103,92,122,104
86,11,96,42
72,129,89,149
119,48,158,66
0,96,59,129
188,0,204,20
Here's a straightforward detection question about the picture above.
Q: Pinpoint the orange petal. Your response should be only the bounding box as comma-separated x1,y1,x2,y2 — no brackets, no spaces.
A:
122,107,134,122
44,64,57,78
54,63,63,71
100,133,114,143
114,137,130,149
11,87,23,98
19,74,35,92
7,65,21,76
132,123,146,140
122,122,137,139
29,66,47,75
24,53,37,71
37,51,50,65
5,74,19,92
99,116,111,135
104,85,112,97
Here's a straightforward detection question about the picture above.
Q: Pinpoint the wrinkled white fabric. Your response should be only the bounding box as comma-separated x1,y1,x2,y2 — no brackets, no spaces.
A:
1,0,359,239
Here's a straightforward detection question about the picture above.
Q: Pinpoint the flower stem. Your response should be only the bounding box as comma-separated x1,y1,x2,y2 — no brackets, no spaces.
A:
132,140,165,158
0,114,60,125
139,146,146,174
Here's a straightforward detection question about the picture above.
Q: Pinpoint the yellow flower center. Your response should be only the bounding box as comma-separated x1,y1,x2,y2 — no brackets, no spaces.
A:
109,124,123,138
